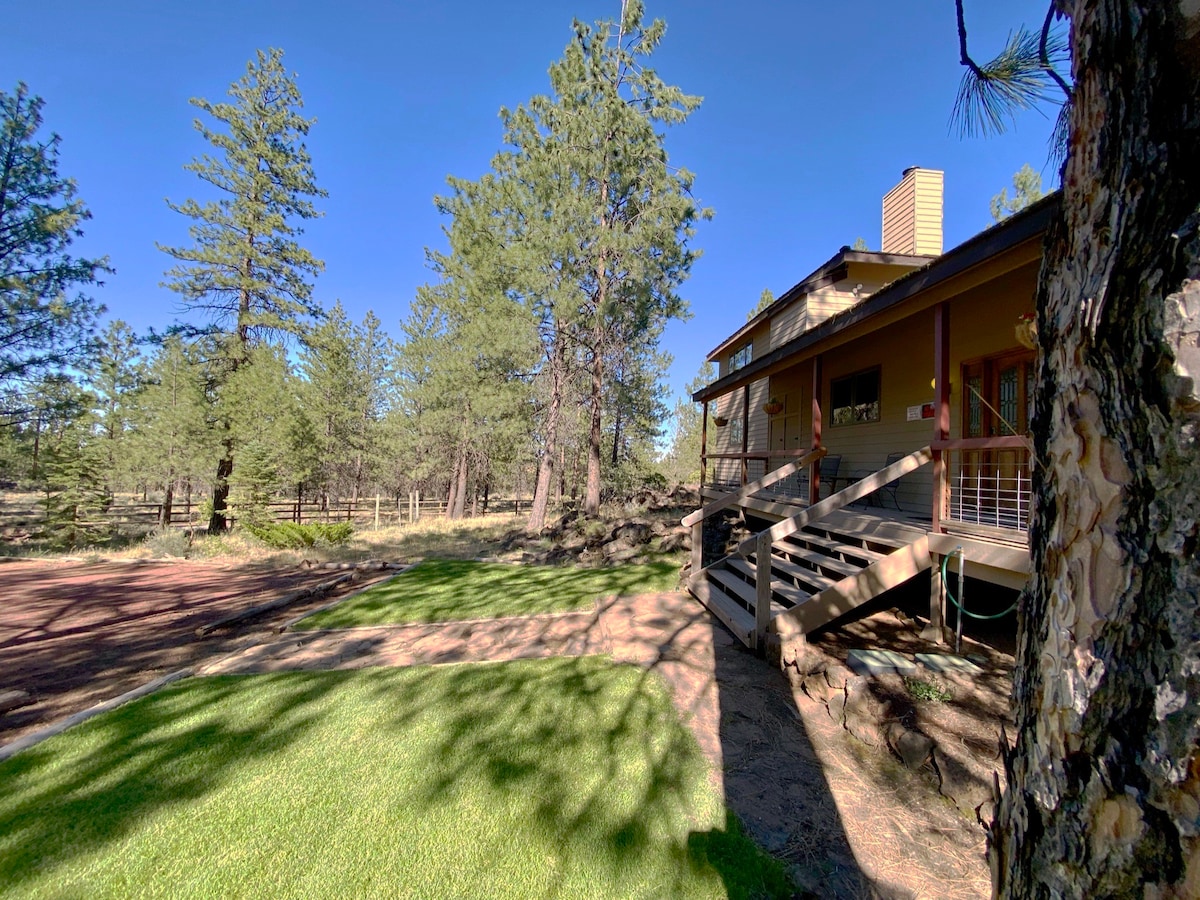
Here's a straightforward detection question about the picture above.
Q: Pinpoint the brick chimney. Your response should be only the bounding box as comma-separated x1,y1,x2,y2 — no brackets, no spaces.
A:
881,166,943,256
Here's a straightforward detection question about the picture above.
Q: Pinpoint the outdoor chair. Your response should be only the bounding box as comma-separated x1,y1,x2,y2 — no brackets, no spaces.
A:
795,454,842,500
875,451,905,509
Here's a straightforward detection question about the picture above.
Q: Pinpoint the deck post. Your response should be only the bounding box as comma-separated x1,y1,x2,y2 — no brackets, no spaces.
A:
691,522,703,580
755,531,772,651
931,303,951,533
700,401,709,490
741,386,750,484
809,355,823,506
923,552,949,644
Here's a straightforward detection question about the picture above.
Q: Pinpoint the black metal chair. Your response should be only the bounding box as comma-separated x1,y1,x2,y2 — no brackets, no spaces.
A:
877,451,905,509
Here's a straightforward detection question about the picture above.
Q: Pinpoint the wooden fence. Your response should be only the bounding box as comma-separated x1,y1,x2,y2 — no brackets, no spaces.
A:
0,491,532,534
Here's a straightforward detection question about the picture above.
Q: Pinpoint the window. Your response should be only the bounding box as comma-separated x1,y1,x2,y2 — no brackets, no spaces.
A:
830,368,881,426
728,342,752,372
729,416,744,446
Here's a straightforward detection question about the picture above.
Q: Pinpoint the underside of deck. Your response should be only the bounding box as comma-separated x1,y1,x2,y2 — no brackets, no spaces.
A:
693,482,1029,650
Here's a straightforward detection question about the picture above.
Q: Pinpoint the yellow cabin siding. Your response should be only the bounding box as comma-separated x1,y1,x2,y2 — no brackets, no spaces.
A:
883,168,943,256
946,265,1038,433
808,287,858,329
817,312,936,513
770,302,807,349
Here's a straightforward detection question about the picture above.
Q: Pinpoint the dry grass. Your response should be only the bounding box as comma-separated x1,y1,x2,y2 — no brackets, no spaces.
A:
92,512,524,567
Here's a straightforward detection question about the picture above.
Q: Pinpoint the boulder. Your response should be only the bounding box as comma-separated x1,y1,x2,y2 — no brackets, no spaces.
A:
887,722,936,771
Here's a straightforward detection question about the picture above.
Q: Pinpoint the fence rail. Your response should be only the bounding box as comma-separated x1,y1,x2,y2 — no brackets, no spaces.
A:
0,492,533,534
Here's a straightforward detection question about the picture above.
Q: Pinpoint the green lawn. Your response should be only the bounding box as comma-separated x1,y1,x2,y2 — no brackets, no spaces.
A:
0,659,791,899
296,558,683,629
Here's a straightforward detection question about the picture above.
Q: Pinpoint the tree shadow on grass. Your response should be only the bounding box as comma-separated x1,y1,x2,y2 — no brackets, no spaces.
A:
0,673,346,893
296,557,682,628
1,585,897,897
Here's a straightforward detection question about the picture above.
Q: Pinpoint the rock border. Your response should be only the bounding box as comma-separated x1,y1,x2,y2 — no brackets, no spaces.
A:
278,566,412,632
195,560,406,637
0,669,194,764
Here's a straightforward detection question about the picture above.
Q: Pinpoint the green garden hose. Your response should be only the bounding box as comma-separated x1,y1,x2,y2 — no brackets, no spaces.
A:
941,549,1019,620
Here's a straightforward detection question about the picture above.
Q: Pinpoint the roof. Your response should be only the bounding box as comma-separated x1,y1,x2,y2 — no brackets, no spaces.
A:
706,248,937,360
693,192,1060,403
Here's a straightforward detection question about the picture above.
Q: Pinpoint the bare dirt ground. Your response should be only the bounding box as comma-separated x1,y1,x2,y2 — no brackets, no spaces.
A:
0,552,1011,899
0,558,390,743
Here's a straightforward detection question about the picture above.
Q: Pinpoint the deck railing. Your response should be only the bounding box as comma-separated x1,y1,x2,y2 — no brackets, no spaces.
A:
932,436,1033,534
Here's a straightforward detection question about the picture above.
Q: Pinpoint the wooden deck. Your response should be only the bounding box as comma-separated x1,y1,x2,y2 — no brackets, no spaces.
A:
700,485,1030,593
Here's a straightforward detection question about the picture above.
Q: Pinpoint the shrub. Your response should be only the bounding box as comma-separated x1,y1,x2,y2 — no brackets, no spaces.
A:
905,677,952,703
143,528,191,558
243,520,354,549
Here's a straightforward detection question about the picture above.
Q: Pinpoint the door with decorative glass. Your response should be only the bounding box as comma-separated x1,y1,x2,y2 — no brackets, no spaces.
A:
958,350,1034,529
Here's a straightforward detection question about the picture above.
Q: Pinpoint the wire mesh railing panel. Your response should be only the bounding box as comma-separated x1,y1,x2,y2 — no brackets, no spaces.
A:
946,447,1031,532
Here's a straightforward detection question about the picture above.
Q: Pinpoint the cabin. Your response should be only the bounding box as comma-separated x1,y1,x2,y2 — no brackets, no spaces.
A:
683,167,1052,651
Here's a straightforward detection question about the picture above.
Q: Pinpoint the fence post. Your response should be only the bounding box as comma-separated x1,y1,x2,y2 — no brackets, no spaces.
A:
374,494,380,530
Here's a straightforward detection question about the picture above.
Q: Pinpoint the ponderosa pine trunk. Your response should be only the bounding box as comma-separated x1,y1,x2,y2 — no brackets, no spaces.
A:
158,479,174,529
989,3,1200,896
448,447,468,520
208,438,233,533
529,335,566,531
584,331,604,517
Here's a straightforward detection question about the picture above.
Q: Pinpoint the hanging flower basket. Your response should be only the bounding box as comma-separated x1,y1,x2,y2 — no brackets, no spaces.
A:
713,415,729,427
762,398,784,416
1014,314,1037,350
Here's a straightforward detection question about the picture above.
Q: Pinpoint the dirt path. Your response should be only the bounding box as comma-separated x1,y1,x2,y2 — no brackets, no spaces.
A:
0,559,389,743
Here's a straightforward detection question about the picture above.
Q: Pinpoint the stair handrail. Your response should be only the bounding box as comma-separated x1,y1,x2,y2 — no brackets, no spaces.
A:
681,446,827,528
734,446,934,558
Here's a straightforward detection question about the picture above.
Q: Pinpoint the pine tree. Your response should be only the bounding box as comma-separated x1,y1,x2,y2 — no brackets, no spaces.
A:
659,360,714,486
0,83,109,420
89,320,143,494
498,1,709,522
747,288,775,321
990,163,1044,222
127,337,216,527
159,48,325,532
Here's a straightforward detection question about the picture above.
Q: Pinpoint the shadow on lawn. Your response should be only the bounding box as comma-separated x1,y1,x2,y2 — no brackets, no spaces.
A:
0,674,345,892
297,557,682,628
359,592,883,899
1,572,906,897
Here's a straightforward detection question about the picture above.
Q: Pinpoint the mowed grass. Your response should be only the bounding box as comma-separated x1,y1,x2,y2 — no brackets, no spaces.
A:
296,558,683,629
0,659,792,899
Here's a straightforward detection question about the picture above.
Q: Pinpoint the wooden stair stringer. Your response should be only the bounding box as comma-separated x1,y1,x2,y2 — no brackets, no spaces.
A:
688,572,757,648
771,534,931,638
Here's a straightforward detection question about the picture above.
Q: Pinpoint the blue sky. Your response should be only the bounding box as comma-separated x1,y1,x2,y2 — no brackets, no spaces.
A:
5,1,1060,404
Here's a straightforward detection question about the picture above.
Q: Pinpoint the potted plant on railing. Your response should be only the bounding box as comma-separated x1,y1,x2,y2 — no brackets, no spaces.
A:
713,415,729,427
762,397,784,415
1014,312,1037,350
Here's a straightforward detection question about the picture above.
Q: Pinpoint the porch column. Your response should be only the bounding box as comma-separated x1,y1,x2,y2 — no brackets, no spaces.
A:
925,302,952,644
931,302,951,532
809,355,823,506
741,385,750,484
700,400,709,490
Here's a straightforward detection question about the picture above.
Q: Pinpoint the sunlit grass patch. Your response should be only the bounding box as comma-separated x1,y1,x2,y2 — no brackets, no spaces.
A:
295,558,682,629
0,660,792,899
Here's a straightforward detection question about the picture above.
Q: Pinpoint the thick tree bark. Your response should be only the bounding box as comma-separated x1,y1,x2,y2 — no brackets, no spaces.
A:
448,448,468,520
158,480,173,529
208,441,233,534
990,3,1200,896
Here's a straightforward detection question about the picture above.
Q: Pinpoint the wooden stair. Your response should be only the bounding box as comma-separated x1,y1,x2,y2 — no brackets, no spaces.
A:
688,511,931,649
